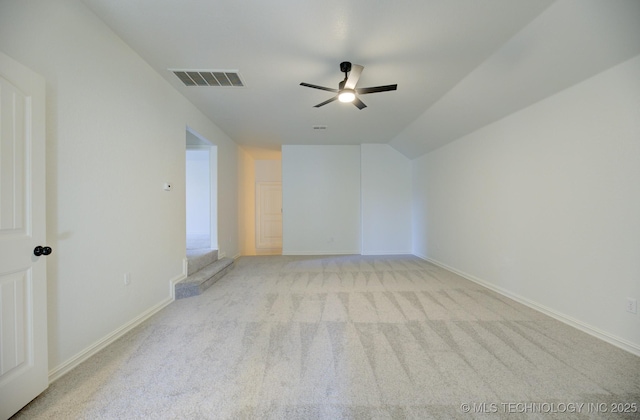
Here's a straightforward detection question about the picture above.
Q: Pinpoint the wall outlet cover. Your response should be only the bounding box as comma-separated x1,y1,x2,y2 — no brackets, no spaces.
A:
626,298,637,314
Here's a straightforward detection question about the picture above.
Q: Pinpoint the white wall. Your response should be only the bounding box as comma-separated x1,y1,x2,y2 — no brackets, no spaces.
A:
412,55,640,352
361,144,412,254
186,148,210,236
282,145,412,255
0,0,239,376
282,145,361,255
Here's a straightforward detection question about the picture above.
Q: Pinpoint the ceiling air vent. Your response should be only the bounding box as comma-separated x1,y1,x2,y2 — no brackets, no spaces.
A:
171,70,245,87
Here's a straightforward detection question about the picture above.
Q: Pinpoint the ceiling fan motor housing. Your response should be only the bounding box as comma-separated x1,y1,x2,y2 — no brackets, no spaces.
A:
340,61,352,73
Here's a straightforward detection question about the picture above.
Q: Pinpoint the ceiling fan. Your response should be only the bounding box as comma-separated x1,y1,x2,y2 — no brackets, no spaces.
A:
300,61,397,110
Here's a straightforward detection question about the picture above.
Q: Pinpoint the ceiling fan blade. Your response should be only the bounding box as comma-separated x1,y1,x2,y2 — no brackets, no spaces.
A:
300,82,338,93
353,97,367,110
314,96,338,108
356,84,398,94
344,64,364,90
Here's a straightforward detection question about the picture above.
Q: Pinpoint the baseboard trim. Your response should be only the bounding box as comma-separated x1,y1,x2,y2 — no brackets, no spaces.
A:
283,251,360,256
170,259,189,300
361,251,413,256
415,253,640,357
255,249,281,256
48,271,185,383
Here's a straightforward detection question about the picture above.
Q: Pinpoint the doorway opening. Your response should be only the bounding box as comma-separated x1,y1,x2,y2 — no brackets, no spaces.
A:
256,181,282,254
186,128,217,251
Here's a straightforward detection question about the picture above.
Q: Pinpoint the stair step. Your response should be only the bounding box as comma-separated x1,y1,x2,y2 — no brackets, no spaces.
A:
186,249,218,276
175,257,234,299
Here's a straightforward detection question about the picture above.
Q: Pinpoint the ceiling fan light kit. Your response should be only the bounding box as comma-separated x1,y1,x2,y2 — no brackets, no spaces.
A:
338,89,355,103
300,61,397,110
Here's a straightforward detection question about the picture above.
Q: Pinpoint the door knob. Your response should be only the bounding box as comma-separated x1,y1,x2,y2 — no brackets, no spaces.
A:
34,246,52,256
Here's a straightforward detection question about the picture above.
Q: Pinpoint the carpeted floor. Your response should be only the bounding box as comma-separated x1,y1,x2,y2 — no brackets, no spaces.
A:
14,255,640,419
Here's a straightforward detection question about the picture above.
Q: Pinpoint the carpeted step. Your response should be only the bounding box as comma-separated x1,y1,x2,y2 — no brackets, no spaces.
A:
186,249,219,276
175,257,234,299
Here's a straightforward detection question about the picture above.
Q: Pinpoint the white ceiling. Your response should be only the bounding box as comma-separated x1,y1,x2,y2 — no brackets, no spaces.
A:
83,0,640,159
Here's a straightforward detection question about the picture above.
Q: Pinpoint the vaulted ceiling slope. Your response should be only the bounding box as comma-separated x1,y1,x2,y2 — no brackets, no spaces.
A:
83,0,640,159
391,0,640,158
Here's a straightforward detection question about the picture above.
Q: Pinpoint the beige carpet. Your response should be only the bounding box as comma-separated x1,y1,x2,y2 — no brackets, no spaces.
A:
14,255,640,419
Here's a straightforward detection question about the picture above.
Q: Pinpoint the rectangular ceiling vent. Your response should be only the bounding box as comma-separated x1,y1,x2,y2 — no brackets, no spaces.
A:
171,70,245,87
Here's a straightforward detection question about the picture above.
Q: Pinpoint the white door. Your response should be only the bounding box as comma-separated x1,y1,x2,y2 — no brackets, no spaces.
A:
256,182,282,250
0,51,48,419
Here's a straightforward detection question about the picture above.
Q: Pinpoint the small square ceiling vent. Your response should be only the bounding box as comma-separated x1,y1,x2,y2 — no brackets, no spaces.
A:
170,70,245,87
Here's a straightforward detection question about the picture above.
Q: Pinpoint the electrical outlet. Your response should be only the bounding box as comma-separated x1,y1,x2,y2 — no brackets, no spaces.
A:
124,273,131,286
626,298,637,314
